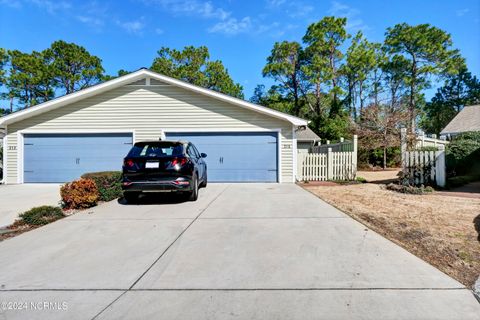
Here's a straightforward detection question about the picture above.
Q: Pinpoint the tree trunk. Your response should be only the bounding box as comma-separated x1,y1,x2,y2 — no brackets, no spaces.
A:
383,146,387,169
409,56,417,133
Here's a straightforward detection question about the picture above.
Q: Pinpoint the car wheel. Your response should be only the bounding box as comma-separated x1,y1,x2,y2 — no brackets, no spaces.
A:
124,192,139,203
189,174,199,201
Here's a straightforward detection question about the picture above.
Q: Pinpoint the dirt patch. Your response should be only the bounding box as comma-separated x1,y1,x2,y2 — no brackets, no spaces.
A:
303,183,480,288
0,221,40,242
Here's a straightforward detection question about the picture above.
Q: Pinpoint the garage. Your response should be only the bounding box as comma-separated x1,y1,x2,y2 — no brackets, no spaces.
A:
166,132,278,182
0,69,308,184
23,133,132,183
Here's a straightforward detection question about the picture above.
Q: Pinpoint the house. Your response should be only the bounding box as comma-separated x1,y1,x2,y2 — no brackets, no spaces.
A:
296,127,320,153
441,105,480,138
0,69,308,184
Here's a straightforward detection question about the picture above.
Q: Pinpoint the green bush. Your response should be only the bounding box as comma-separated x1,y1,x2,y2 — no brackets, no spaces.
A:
61,178,99,209
356,176,367,183
20,206,64,225
81,171,122,202
447,174,480,188
417,146,439,152
446,131,480,176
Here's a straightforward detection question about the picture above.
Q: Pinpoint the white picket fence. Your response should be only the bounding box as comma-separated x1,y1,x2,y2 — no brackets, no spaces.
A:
416,132,449,149
297,135,357,181
401,129,446,187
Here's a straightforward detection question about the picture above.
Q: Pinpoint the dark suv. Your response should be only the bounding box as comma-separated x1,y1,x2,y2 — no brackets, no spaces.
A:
121,140,207,202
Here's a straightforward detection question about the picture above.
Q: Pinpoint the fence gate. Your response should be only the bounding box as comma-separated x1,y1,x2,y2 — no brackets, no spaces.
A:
297,135,357,181
401,128,446,187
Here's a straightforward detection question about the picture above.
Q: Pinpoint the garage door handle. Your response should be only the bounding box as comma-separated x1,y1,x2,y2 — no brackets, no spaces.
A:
76,158,80,165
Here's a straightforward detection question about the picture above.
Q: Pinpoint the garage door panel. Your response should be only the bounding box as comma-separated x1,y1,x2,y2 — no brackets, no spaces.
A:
24,133,132,183
166,132,278,182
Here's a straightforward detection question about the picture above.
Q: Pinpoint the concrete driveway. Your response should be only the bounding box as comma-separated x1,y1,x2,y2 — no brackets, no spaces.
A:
0,184,478,319
0,184,61,228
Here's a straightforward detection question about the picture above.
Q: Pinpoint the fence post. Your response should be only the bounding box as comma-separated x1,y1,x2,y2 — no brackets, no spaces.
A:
297,152,303,181
352,135,358,178
327,147,333,180
435,150,446,187
401,128,407,170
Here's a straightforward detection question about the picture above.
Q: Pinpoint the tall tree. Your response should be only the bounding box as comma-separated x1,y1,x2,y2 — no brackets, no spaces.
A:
420,67,480,135
151,46,243,98
303,16,349,116
344,32,379,119
5,50,55,109
43,40,104,95
0,48,7,86
384,23,464,133
262,41,305,116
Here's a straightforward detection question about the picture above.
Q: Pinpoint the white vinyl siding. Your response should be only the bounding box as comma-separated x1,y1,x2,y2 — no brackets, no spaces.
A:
5,85,294,183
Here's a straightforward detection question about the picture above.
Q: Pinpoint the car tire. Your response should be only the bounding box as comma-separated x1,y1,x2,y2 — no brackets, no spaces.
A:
188,174,199,201
123,192,139,203
200,172,207,188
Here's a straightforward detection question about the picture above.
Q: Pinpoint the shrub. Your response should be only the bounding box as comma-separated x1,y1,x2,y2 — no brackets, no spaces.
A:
20,206,64,225
356,176,367,183
81,171,122,202
446,131,480,176
60,178,99,209
386,183,434,195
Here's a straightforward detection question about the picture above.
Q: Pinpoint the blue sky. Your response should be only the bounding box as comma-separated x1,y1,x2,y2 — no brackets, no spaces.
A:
1,0,479,100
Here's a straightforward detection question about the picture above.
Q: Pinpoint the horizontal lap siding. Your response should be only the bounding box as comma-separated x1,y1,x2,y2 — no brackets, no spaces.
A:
6,85,294,183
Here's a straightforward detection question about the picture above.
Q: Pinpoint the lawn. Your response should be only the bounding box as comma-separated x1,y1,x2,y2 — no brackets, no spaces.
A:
302,180,480,288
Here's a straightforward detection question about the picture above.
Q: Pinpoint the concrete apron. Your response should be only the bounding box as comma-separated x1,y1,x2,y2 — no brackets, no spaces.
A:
0,183,479,320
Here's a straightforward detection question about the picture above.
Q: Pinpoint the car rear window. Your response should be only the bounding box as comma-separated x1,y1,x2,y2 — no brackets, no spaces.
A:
127,142,184,158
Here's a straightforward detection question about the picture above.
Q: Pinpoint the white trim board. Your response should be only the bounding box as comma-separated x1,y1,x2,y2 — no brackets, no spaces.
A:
0,69,308,127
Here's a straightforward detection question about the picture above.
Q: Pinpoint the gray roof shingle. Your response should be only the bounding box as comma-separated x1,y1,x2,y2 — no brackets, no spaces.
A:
441,105,480,135
296,127,321,141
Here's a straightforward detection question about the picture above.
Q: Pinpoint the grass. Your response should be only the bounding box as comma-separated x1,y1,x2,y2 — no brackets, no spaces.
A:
302,182,480,288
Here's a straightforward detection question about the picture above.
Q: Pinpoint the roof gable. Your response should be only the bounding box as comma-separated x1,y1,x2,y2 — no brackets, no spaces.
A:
0,69,307,127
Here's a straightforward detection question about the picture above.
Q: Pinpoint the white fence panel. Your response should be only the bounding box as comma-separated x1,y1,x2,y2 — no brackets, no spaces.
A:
401,128,446,187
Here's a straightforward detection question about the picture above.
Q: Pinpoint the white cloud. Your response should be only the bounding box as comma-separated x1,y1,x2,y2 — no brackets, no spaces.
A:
76,15,104,28
29,0,71,14
266,0,286,7
155,28,164,34
456,8,469,17
117,18,146,35
0,0,22,8
327,1,369,32
143,0,230,20
289,4,313,18
208,16,252,35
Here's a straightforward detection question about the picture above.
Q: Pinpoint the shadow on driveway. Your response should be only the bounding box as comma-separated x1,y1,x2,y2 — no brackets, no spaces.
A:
117,193,190,206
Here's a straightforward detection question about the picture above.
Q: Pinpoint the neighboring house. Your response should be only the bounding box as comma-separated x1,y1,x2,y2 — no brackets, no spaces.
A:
296,127,320,153
0,69,308,184
440,105,480,138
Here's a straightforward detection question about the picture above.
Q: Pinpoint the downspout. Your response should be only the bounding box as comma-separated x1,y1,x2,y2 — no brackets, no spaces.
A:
0,124,5,184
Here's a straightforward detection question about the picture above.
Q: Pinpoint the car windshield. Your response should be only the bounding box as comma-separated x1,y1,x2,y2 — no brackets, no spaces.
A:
127,142,184,158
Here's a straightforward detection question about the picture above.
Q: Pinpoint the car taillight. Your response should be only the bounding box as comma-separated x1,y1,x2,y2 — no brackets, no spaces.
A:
170,157,188,167
124,159,135,167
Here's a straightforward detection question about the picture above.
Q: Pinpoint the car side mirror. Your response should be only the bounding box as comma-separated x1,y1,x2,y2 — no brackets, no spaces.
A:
201,153,207,158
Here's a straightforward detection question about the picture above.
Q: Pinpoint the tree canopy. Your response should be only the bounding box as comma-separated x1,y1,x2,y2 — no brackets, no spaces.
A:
150,46,243,99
